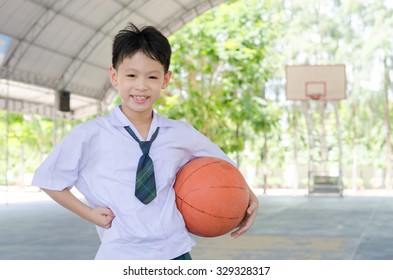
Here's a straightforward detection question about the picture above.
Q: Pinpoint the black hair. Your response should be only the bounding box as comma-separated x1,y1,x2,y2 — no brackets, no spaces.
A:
112,23,171,72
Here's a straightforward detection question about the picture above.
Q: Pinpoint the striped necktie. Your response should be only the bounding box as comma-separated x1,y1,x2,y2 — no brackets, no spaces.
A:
124,126,160,204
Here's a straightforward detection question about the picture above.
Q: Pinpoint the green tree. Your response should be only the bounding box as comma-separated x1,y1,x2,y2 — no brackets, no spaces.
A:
157,0,283,170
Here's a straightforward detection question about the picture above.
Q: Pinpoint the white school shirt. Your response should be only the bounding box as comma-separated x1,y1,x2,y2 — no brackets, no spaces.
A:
32,105,233,260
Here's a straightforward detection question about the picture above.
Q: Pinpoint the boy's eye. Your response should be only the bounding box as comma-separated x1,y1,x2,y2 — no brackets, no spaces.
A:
149,76,158,79
127,74,136,78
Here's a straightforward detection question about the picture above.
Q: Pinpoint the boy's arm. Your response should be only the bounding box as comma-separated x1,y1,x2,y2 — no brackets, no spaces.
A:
42,188,115,229
230,187,259,238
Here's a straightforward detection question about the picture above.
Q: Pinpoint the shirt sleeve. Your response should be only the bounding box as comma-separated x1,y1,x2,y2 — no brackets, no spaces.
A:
31,125,89,191
189,125,236,166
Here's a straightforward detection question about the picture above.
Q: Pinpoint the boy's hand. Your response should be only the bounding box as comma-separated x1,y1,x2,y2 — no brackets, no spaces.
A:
41,188,115,229
231,189,259,238
89,207,115,229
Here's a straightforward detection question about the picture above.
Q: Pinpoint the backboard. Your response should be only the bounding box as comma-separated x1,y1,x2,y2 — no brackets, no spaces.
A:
285,64,346,101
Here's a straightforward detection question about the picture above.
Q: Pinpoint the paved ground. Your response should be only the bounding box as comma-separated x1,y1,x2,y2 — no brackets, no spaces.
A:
1,188,393,260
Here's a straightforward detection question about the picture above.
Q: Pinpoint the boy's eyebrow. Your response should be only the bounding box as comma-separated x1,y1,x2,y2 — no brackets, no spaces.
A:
124,68,162,74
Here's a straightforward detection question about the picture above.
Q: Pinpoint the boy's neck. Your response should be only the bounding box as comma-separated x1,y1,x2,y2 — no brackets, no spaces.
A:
120,105,153,140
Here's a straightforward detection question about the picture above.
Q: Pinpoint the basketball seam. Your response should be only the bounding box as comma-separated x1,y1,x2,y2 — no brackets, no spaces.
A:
209,186,246,189
176,195,244,220
175,160,222,193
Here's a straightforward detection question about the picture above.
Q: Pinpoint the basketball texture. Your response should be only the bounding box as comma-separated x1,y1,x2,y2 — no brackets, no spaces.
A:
174,157,249,237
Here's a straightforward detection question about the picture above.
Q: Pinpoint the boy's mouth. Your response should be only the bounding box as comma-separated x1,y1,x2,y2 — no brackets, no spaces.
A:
130,95,149,104
131,95,148,101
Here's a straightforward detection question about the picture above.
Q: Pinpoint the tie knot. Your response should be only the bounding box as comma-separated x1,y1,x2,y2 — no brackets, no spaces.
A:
139,141,152,155
124,126,160,156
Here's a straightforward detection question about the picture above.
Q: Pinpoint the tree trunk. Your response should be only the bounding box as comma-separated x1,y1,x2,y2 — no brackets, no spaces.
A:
383,54,392,190
351,141,358,190
292,106,299,190
333,101,344,193
262,132,268,194
235,122,241,168
19,145,25,186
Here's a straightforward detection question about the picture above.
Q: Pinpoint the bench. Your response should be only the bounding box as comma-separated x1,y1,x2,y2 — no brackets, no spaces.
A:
309,175,342,195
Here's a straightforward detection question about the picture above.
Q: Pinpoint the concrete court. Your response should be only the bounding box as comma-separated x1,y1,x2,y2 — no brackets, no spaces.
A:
1,190,393,260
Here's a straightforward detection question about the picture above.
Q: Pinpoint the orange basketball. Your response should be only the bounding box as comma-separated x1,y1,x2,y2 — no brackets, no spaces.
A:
174,157,249,237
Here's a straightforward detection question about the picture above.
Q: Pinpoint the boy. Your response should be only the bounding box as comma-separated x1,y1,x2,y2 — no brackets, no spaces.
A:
32,23,259,260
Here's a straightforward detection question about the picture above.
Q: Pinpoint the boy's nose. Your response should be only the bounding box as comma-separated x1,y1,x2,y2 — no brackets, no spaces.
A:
135,77,148,90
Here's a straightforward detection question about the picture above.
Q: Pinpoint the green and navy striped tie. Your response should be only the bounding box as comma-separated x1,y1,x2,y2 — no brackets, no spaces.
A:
124,126,160,204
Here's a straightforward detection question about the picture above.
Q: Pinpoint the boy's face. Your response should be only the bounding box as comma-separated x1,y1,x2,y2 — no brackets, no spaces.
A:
109,51,171,118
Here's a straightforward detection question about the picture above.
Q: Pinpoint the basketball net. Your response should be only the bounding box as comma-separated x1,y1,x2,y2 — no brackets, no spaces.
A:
307,93,322,100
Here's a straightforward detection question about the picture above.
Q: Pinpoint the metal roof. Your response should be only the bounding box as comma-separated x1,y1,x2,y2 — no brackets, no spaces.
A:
0,0,225,118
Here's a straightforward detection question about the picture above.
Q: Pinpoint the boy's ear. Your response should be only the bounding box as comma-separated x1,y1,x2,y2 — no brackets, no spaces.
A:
109,66,118,87
162,71,172,89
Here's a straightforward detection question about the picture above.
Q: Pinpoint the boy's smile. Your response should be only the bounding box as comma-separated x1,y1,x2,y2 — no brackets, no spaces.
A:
131,95,149,103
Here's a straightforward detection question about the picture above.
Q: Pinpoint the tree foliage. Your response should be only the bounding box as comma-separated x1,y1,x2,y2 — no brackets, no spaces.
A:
156,0,282,158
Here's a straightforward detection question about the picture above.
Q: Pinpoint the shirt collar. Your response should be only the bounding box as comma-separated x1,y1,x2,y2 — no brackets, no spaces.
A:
108,105,174,129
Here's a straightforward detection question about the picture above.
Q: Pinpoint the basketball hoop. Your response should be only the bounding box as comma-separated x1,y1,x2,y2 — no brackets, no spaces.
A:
305,81,326,101
308,94,322,100
285,64,346,101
